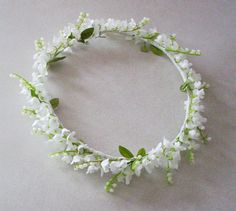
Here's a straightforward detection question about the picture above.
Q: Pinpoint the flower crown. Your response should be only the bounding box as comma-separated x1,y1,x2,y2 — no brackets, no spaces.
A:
11,12,210,193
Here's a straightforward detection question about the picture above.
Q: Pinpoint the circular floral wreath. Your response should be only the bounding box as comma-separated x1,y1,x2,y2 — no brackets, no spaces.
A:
11,12,211,193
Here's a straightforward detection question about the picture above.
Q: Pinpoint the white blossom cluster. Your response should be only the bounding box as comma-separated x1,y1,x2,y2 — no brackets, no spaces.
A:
11,12,210,193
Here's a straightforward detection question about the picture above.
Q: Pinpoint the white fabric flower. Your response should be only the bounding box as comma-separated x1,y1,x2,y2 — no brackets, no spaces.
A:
179,59,191,69
71,155,83,164
77,143,88,151
110,160,127,174
86,165,99,174
189,129,199,139
67,131,76,142
174,54,185,62
142,157,154,174
48,118,60,131
62,155,72,164
123,167,134,185
194,89,205,99
52,134,63,142
194,81,202,89
29,97,41,109
84,155,95,162
134,164,143,177
101,159,110,173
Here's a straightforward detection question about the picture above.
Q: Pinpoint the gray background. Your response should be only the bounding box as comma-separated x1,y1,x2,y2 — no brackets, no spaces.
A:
1,0,236,210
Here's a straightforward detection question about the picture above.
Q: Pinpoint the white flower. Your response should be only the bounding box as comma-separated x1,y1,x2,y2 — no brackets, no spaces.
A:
192,112,207,126
155,34,171,47
169,153,180,169
67,131,76,142
123,167,133,185
155,142,163,152
163,137,172,148
77,143,88,151
32,119,41,130
142,157,154,174
190,70,201,81
127,19,136,30
192,104,204,112
52,134,62,142
190,142,200,150
48,118,60,130
84,155,95,162
189,129,199,139
194,81,202,89
193,89,205,99
65,141,77,150
158,156,168,168
192,97,201,104
86,165,99,174
18,86,31,100
171,41,179,50
147,150,156,160
61,128,70,136
101,159,110,173
110,160,127,174
174,54,185,62
71,155,83,164
37,103,51,117
29,97,41,109
62,155,72,164
134,164,143,177
179,59,191,69
105,18,116,30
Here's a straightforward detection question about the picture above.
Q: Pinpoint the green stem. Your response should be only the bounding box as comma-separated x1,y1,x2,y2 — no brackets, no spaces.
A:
165,48,201,56
50,150,78,157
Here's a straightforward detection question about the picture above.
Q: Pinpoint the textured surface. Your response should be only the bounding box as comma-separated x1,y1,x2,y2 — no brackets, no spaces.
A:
1,1,236,210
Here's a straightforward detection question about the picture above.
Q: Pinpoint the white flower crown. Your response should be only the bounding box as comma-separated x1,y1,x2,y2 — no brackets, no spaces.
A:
11,12,211,193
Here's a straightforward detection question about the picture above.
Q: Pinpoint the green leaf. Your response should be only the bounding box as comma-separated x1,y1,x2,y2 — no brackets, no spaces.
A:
80,27,94,42
47,56,66,65
30,89,38,98
50,98,59,109
150,44,164,56
143,32,159,40
137,148,146,156
131,159,140,171
180,80,192,92
68,33,75,40
140,43,149,52
118,145,134,158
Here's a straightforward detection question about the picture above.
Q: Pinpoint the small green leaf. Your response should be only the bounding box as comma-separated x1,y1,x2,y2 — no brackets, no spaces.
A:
140,43,149,52
118,145,134,158
180,80,192,92
68,33,75,40
150,44,164,56
137,148,146,157
131,159,140,171
47,56,66,65
80,27,94,42
184,128,189,135
143,32,159,40
50,98,59,109
30,89,38,98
